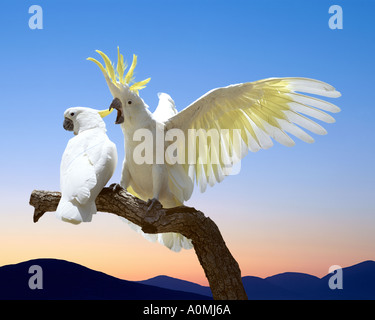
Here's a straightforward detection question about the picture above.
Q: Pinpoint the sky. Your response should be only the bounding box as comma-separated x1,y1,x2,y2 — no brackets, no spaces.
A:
0,0,374,286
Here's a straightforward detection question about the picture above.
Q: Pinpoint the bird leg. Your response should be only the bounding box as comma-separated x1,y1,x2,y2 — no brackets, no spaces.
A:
146,198,162,212
146,164,164,212
109,98,124,124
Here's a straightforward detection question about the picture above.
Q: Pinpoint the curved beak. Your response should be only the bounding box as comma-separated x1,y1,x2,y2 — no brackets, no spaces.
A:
63,118,74,131
98,108,114,118
109,98,124,124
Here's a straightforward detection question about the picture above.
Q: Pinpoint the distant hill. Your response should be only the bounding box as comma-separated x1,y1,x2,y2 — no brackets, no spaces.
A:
253,260,375,300
138,261,375,300
137,275,213,297
0,258,374,299
0,259,210,300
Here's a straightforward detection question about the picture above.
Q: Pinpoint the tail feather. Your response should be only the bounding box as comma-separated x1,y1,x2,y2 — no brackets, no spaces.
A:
158,232,193,252
122,186,193,252
119,217,193,252
55,199,96,224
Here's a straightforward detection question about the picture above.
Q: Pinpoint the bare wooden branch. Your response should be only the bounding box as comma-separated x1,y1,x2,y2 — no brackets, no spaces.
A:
29,187,248,300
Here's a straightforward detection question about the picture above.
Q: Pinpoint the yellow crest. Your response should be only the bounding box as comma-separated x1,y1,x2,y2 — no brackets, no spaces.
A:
87,47,151,95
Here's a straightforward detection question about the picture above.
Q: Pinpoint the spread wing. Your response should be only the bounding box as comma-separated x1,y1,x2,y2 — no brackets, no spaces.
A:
165,77,341,192
152,92,178,122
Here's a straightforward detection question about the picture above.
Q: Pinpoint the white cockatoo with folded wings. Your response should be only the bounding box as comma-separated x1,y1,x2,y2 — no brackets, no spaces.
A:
56,107,117,225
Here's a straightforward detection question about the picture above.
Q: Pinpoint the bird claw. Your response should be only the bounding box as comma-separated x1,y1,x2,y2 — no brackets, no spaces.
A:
146,198,162,212
109,183,122,193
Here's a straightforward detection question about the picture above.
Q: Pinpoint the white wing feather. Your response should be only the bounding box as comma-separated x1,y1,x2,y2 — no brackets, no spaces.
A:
152,92,178,122
165,77,341,192
60,150,97,205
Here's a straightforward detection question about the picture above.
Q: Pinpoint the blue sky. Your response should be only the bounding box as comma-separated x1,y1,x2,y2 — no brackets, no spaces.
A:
0,0,374,281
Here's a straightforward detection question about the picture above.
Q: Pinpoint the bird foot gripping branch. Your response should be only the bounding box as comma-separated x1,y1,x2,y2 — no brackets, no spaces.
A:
145,198,162,213
108,182,123,193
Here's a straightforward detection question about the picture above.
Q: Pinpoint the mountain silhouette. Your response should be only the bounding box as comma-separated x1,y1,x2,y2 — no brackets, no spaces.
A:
138,261,375,300
137,275,213,297
320,260,375,299
0,259,210,300
0,259,374,299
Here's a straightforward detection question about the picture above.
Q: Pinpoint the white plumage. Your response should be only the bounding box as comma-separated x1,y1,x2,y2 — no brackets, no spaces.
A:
55,107,117,224
88,49,341,252
164,77,341,193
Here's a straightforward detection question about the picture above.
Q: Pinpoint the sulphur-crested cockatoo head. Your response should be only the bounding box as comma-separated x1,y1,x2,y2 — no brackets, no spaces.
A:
63,107,111,135
87,47,151,124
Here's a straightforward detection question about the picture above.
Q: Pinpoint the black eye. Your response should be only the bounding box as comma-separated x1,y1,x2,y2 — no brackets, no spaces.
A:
70,112,75,116
127,100,132,105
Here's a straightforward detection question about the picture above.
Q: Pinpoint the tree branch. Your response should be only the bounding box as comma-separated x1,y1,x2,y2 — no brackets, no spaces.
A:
29,187,248,300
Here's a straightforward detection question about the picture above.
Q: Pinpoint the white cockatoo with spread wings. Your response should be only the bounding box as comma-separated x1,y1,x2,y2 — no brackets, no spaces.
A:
88,48,340,252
